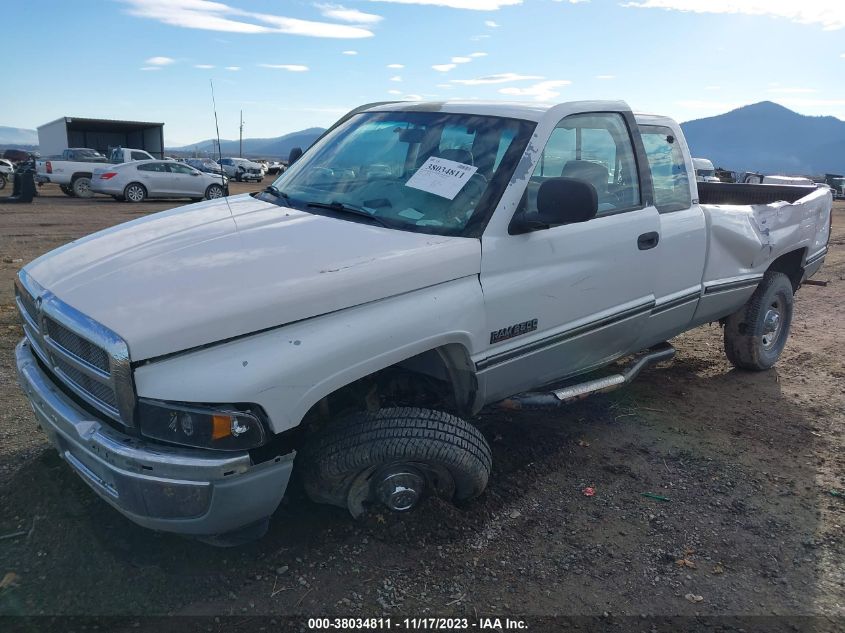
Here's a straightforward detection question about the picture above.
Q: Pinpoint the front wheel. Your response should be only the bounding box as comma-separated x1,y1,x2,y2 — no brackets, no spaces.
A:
123,183,147,203
723,271,794,371
0,173,6,190
300,407,492,518
205,184,225,200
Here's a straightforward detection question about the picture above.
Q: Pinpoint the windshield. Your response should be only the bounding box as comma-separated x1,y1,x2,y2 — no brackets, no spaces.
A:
266,111,534,236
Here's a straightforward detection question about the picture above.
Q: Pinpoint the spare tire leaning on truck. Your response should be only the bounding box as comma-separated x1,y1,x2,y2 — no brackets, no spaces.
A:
300,407,492,517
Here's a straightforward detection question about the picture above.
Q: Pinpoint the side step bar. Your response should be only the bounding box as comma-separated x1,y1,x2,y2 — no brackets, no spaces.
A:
499,342,676,410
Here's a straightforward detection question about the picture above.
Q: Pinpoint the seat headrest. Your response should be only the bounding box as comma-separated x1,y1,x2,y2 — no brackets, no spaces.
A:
438,148,474,166
561,160,608,191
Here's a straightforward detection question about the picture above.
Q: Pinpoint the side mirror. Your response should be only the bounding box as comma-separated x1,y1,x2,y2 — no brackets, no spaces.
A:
288,147,303,164
536,177,598,225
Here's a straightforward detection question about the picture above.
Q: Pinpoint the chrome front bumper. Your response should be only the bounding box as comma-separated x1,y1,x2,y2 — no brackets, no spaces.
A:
15,338,294,536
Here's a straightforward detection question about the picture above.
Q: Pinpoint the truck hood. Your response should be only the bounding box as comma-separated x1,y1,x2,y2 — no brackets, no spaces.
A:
25,194,481,361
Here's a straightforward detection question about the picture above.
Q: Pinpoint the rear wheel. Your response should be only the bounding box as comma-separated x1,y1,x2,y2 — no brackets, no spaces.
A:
72,176,93,198
724,271,794,370
0,173,6,190
300,407,491,518
60,184,75,197
205,184,225,200
124,182,146,203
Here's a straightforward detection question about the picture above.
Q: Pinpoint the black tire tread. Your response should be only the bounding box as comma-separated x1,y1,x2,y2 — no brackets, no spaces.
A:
723,271,793,371
302,407,491,505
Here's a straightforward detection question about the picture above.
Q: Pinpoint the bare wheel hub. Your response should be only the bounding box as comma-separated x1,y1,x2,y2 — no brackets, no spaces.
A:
762,303,782,349
375,468,426,512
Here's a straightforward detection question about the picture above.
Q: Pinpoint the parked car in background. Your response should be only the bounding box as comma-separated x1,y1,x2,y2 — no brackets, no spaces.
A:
90,159,228,202
692,157,720,182
185,158,225,176
36,147,157,197
0,158,13,190
3,149,37,164
267,160,286,175
219,157,263,182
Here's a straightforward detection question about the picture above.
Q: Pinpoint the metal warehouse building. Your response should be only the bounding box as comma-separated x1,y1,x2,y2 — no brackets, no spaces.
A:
37,117,165,158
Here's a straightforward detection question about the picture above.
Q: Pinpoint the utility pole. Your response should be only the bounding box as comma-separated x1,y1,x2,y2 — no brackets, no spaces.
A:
239,110,243,158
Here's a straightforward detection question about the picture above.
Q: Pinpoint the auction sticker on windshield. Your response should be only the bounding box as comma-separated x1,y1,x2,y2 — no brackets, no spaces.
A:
405,156,478,200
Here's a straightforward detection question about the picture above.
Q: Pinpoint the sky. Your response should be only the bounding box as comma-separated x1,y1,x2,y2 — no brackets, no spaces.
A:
3,0,845,146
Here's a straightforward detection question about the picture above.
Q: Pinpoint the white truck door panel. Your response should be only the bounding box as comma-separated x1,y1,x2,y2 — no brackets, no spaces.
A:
478,207,660,402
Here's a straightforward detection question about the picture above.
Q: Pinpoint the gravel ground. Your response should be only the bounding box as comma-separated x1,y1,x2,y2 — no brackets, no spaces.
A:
0,185,842,628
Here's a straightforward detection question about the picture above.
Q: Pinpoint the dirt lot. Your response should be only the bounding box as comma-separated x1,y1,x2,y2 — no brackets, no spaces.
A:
0,185,842,627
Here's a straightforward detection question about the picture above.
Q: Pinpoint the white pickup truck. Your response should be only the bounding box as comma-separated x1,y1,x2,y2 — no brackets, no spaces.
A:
36,147,157,198
14,100,831,544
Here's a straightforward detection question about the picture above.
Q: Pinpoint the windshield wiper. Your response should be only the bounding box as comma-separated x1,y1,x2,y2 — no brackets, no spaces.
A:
263,184,289,200
306,200,391,228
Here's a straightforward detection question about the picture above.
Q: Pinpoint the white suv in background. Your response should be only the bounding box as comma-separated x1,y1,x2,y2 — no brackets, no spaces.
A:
219,157,264,182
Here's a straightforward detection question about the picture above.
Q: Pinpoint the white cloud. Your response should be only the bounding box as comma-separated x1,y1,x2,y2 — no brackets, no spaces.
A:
390,75,403,81
450,72,543,85
342,50,358,55
433,63,458,71
767,87,817,94
469,51,487,57
484,19,500,26
259,63,310,71
498,79,571,101
368,0,521,9
451,56,472,63
595,74,615,79
471,34,491,40
124,0,375,38
622,1,845,31
402,94,424,100
315,3,383,24
225,66,241,70
436,83,454,88
387,63,404,68
194,64,215,68
388,89,403,94
145,56,175,65
140,66,162,71
704,85,721,90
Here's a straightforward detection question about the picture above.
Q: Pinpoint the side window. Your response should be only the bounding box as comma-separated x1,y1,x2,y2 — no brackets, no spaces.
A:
131,151,150,161
137,162,168,173
640,125,692,212
169,163,195,174
523,113,641,216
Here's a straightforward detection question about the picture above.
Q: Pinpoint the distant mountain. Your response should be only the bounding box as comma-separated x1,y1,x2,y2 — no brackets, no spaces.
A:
0,126,38,145
681,101,845,175
169,127,325,159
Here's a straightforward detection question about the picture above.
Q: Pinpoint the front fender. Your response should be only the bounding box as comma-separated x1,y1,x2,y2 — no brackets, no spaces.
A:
133,277,486,434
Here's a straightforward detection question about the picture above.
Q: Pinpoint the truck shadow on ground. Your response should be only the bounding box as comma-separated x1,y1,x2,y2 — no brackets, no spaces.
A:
0,352,837,617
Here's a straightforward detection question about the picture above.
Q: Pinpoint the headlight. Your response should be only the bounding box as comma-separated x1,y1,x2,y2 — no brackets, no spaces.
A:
138,399,268,451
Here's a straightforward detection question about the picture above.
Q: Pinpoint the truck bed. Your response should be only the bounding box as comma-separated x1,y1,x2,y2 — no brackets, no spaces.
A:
698,182,818,206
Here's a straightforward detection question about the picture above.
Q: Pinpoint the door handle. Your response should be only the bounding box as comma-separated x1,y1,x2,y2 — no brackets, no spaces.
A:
637,231,660,250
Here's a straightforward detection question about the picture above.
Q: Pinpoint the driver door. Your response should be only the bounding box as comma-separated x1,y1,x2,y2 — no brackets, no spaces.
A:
478,111,660,401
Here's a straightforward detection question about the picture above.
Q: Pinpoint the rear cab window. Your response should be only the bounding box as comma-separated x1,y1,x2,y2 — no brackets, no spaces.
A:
640,125,692,213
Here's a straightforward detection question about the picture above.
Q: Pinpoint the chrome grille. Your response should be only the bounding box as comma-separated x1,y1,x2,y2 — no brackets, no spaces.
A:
15,271,135,426
44,317,110,372
53,355,119,410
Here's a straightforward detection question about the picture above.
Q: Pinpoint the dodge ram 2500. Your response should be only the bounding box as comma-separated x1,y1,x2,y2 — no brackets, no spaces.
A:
14,101,832,543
